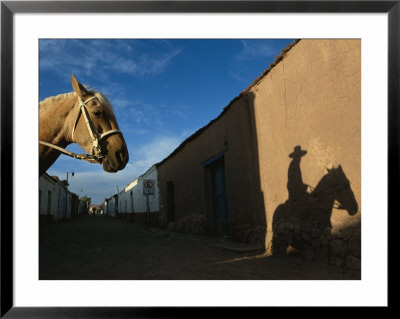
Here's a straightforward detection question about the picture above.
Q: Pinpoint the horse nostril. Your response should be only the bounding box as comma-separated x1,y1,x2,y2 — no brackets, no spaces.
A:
116,150,125,165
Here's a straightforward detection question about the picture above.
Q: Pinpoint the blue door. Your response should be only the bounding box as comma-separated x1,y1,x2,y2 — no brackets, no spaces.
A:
210,158,229,238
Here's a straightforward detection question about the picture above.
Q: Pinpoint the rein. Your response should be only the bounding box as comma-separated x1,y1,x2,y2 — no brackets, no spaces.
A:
306,182,343,210
39,95,122,164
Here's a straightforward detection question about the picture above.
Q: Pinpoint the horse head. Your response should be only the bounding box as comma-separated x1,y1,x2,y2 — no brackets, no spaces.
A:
70,75,129,173
325,165,358,216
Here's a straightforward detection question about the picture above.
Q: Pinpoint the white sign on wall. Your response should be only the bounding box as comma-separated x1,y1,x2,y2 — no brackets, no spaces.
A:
143,179,154,195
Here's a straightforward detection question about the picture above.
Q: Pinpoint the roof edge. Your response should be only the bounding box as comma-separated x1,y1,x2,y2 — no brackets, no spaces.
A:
242,39,301,94
156,39,301,167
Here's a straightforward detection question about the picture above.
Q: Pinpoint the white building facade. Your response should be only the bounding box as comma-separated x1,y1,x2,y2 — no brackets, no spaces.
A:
105,165,159,219
39,173,85,221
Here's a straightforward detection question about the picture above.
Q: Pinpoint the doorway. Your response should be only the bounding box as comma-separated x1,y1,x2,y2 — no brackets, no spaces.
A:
209,157,229,238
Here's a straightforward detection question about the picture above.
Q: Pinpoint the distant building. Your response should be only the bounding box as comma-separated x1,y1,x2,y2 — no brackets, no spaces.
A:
104,193,118,218
89,205,103,215
39,173,84,223
105,165,159,224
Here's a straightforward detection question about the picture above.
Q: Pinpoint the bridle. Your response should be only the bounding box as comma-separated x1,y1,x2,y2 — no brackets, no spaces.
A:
39,95,122,164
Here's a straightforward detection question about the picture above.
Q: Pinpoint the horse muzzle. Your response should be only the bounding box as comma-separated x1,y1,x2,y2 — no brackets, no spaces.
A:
101,136,129,173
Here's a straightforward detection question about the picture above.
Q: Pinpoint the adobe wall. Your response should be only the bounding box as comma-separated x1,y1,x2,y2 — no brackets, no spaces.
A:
157,39,361,269
157,95,266,242
249,39,361,268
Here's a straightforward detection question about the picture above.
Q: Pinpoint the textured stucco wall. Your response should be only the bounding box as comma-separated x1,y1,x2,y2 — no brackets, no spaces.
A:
249,39,361,267
157,95,266,240
157,39,361,268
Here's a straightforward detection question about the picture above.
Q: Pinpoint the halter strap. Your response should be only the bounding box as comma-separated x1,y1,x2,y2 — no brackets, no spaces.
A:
71,96,97,142
39,141,100,163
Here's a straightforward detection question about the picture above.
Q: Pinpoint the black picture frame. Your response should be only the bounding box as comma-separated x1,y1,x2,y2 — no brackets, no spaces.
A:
1,1,395,317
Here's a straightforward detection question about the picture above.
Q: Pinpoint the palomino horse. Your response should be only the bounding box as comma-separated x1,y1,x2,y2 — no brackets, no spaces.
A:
39,75,129,176
272,165,358,255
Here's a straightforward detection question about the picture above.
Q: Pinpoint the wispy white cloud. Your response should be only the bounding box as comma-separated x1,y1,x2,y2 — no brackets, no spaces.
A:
40,40,182,80
108,97,139,110
130,135,182,175
110,48,182,76
48,162,136,204
114,99,189,135
235,40,277,61
111,56,139,74
122,103,164,130
158,102,189,121
228,69,247,83
139,49,182,76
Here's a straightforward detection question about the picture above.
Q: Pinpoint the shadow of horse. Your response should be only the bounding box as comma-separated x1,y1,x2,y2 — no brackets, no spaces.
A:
272,165,358,259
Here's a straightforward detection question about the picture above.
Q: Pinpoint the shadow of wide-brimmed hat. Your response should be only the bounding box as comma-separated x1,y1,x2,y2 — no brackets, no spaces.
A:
289,145,307,158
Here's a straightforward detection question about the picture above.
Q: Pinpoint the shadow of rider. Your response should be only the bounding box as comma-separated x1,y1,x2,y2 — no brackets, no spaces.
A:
287,145,309,203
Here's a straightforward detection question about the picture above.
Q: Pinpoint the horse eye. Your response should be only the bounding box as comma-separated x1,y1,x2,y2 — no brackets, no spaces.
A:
93,110,102,117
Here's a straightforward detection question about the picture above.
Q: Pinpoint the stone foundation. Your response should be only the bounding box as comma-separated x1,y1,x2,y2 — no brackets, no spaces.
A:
272,220,361,270
164,214,266,247
166,213,207,235
231,225,266,245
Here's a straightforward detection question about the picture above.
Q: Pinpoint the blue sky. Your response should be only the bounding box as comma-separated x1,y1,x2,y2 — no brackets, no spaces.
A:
40,39,294,204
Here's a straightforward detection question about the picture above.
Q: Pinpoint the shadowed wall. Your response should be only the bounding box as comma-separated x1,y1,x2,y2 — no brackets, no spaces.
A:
156,39,361,268
248,39,360,268
157,93,266,243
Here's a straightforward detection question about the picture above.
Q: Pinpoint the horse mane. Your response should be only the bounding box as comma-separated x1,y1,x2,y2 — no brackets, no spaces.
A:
312,166,350,195
312,167,337,193
39,92,75,111
39,90,113,113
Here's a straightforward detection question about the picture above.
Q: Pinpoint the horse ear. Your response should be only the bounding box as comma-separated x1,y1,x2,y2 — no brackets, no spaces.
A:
71,74,89,98
326,163,334,172
338,165,343,171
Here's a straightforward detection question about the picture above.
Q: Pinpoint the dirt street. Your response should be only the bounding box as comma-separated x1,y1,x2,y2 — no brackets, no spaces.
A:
39,215,360,280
